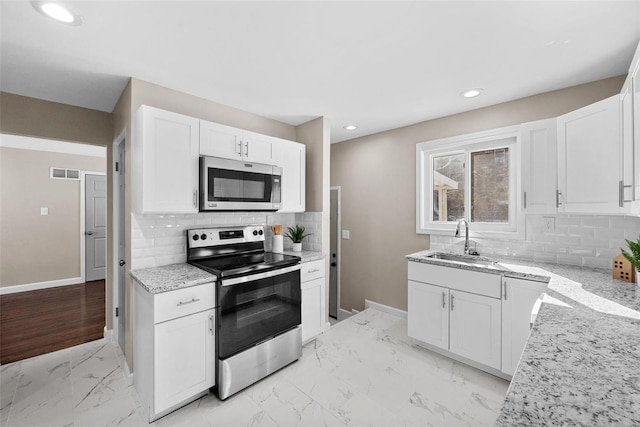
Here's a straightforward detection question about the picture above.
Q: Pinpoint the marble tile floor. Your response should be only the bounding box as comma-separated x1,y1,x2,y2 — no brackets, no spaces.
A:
0,308,509,427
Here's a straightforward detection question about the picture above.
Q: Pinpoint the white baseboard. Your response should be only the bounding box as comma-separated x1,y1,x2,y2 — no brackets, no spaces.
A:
323,321,331,332
338,309,353,321
0,277,83,295
123,359,134,386
364,299,408,319
103,327,114,341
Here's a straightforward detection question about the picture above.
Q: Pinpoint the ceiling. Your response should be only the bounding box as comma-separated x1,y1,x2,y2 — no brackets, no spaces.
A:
2,1,639,143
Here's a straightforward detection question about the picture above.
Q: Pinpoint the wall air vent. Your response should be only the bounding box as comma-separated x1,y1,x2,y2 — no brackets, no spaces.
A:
50,167,81,180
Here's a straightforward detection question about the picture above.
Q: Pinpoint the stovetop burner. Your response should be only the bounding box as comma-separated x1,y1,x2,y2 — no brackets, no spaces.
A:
186,225,300,279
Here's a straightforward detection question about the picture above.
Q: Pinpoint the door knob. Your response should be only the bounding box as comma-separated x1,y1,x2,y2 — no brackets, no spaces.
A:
119,260,126,267
85,231,93,235
331,262,337,267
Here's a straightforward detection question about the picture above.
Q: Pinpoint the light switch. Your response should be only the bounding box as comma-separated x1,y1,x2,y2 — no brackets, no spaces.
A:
342,230,350,240
40,207,49,215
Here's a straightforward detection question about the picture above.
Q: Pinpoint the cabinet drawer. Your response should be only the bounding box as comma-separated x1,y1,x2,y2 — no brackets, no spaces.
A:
301,259,325,283
408,261,501,299
154,283,216,324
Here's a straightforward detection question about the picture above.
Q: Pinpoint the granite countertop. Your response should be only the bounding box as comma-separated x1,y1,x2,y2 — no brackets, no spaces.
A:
406,250,640,425
131,263,216,294
280,250,325,263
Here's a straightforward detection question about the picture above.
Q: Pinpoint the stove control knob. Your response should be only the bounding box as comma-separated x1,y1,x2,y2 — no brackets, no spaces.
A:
258,230,263,235
192,234,199,241
201,234,207,240
253,230,258,236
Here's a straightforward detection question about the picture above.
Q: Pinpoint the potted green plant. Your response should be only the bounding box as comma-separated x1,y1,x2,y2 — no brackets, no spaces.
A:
285,225,311,252
622,236,640,286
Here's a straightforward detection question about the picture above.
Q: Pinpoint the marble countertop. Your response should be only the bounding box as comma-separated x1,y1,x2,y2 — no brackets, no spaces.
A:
406,250,550,283
131,263,216,294
280,250,325,263
407,250,640,425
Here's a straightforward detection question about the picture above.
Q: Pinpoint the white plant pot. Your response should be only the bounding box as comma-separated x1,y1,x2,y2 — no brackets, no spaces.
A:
292,242,302,252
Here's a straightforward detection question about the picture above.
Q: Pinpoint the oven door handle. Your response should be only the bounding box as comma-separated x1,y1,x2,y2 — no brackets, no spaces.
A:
221,264,301,286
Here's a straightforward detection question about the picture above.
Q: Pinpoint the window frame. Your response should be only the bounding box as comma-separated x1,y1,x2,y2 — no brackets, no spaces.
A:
416,125,524,239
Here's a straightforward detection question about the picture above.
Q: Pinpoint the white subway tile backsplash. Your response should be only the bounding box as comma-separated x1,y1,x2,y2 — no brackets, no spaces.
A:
431,213,640,270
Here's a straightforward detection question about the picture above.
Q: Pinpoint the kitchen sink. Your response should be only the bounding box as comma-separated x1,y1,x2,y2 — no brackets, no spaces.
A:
426,252,500,268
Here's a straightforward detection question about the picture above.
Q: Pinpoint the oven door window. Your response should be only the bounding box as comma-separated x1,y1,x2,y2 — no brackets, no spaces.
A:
218,270,301,359
208,168,272,202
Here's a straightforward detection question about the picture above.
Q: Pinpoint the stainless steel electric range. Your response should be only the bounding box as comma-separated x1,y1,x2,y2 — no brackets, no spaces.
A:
186,225,301,400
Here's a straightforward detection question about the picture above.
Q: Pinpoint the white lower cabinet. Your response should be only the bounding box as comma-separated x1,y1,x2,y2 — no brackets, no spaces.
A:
407,281,449,351
407,261,547,378
301,258,326,343
408,279,501,370
448,290,501,370
154,309,215,414
501,277,548,376
134,281,216,422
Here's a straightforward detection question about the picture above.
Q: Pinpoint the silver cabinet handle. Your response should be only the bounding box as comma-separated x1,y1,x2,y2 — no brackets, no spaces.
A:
504,281,507,300
236,140,242,155
177,297,200,307
442,291,446,309
556,190,562,207
619,180,624,208
209,314,214,334
523,191,527,209
307,268,320,273
244,142,249,157
450,294,454,311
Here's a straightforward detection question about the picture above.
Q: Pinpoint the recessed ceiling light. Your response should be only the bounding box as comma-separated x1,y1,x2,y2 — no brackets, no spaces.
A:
32,1,83,25
462,88,483,98
343,125,357,131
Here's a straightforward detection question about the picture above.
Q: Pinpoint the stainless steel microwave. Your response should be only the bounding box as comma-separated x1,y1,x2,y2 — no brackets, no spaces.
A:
200,156,282,211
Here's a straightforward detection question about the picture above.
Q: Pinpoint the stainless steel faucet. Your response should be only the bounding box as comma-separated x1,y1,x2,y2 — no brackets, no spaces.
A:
455,219,470,254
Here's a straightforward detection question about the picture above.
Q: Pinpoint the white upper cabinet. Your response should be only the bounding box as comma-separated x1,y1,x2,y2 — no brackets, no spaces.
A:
243,130,277,165
200,120,243,160
557,95,622,213
521,119,557,214
135,105,200,214
630,42,640,201
276,139,306,212
621,78,635,203
200,121,277,165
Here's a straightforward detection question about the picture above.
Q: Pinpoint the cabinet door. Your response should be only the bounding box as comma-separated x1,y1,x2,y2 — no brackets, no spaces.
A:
621,80,635,203
557,95,622,213
632,60,640,200
521,119,557,213
407,280,449,351
137,106,200,213
501,278,546,376
301,277,324,343
449,290,501,370
278,140,306,212
243,131,277,165
154,309,215,413
200,120,243,160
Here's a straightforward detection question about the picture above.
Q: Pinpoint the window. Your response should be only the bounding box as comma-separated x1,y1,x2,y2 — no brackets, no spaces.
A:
417,127,521,238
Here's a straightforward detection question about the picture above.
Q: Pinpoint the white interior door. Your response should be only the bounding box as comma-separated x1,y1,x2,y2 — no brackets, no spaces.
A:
85,174,106,282
117,140,127,353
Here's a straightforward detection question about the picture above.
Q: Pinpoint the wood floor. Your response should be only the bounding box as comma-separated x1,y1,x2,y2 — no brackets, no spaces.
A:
0,280,105,364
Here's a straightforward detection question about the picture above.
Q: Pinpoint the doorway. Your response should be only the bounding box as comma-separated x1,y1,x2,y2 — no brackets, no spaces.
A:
113,135,127,354
329,187,341,319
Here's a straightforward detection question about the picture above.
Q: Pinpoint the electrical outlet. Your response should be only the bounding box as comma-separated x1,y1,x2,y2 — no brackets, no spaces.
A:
543,217,555,233
40,207,49,215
